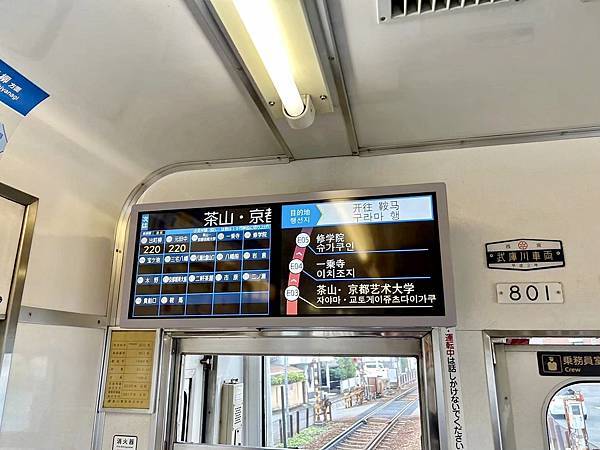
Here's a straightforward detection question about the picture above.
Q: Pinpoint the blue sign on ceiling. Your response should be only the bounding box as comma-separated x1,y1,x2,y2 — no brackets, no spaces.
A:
0,59,49,116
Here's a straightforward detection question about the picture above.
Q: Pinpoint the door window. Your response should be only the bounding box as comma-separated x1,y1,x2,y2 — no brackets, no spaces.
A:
547,383,600,450
175,354,422,450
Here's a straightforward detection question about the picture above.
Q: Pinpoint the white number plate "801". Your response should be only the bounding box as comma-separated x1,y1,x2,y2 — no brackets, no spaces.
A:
496,282,564,304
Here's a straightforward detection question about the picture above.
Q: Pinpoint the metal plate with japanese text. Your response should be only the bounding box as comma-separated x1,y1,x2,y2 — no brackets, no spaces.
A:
538,352,600,377
102,330,157,410
486,239,565,271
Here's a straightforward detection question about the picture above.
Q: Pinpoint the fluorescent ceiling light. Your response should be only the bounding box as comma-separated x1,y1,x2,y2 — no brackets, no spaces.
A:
233,0,305,118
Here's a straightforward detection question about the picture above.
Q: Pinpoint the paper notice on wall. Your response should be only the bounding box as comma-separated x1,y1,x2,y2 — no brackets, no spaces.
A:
441,327,467,450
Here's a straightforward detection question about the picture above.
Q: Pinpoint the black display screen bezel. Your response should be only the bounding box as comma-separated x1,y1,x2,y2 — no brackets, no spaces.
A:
127,192,443,320
119,184,456,329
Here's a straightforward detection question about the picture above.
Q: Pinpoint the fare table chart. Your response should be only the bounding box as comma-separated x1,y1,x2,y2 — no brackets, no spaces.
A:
132,206,272,318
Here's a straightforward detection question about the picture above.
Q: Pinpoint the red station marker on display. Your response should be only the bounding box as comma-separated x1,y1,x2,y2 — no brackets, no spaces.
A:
286,228,313,315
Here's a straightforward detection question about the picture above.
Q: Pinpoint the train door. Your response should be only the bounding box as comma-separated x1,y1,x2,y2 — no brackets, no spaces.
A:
488,335,600,450
157,333,441,450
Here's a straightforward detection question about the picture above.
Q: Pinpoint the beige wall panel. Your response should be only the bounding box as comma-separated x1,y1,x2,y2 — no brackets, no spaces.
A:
0,117,138,315
141,137,600,448
0,323,104,450
101,413,153,450
142,137,600,331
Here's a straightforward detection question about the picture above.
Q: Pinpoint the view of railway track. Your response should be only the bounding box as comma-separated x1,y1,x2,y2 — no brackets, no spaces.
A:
319,386,420,450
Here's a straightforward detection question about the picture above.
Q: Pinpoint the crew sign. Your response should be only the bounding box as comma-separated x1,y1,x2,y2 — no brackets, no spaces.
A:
538,352,600,377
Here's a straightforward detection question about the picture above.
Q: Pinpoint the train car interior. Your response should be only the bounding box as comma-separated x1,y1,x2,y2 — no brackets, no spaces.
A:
1,1,600,450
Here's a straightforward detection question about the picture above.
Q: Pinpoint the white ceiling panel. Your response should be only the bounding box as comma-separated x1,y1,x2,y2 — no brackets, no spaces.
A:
0,0,284,173
1,0,599,170
329,0,600,148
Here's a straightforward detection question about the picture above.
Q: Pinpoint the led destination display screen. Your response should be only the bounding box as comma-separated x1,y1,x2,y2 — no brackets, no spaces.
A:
127,190,449,320
281,195,444,317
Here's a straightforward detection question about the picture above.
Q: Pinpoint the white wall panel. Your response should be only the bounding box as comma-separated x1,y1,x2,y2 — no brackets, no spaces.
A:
0,323,104,450
0,198,23,318
141,137,600,331
0,116,138,315
141,137,600,448
101,413,153,450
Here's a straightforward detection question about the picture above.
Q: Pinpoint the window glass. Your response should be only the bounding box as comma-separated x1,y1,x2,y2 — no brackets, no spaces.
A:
176,354,422,450
266,356,420,450
547,383,600,450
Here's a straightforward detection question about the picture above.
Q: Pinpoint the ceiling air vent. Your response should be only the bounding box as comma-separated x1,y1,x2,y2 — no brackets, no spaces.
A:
377,0,511,22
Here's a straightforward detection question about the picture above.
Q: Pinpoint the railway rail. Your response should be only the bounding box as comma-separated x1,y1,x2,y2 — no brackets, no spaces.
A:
320,385,419,450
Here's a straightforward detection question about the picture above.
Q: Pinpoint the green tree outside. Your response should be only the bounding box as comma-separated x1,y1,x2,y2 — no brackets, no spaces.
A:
335,357,357,380
271,371,306,385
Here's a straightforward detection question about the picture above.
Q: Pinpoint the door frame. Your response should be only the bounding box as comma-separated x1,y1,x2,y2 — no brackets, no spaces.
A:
484,330,600,450
0,183,38,424
152,330,444,450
